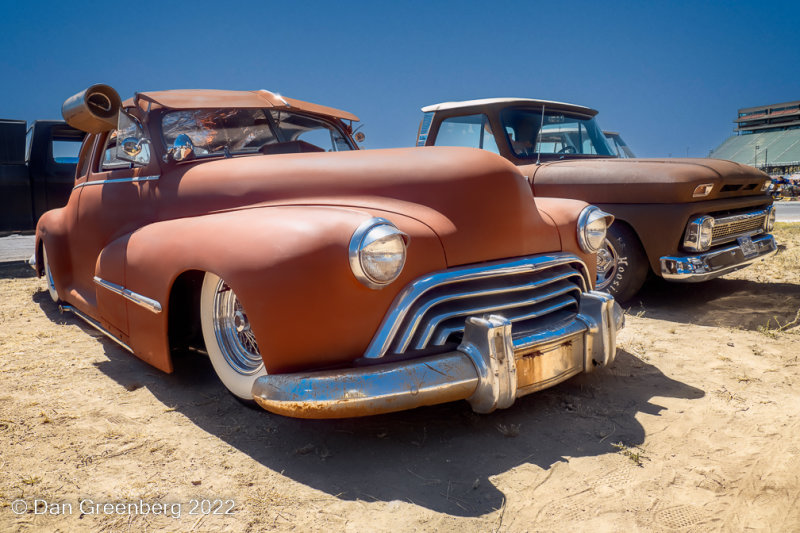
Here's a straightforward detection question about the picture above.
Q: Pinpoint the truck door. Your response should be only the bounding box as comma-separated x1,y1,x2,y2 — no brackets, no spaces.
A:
0,119,32,231
29,122,85,223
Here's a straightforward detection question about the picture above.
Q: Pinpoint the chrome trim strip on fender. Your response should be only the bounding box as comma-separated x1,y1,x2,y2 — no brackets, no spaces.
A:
93,276,163,313
58,304,134,354
73,175,160,190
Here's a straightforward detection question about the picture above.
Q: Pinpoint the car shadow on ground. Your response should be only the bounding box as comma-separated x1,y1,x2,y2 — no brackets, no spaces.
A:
0,261,36,279
626,277,800,332
97,346,702,517
30,283,705,517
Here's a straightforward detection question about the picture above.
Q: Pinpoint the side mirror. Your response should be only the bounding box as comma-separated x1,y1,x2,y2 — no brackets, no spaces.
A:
121,137,145,157
170,134,195,162
354,132,366,143
116,111,151,165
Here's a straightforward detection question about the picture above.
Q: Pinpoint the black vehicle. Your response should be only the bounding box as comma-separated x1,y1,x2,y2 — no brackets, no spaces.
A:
0,119,84,231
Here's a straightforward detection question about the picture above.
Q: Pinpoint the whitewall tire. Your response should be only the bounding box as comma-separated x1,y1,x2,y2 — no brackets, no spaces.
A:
42,247,59,303
200,272,267,400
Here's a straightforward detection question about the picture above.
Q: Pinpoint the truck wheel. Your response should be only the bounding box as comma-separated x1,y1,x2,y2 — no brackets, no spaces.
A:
200,273,266,400
595,223,648,302
42,247,59,303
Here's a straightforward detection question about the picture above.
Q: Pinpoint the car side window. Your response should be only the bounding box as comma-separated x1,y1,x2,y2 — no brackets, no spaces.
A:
75,137,93,179
433,114,500,154
100,130,132,171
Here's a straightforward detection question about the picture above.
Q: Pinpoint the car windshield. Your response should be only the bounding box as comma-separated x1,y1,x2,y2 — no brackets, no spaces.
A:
501,108,614,158
161,108,354,157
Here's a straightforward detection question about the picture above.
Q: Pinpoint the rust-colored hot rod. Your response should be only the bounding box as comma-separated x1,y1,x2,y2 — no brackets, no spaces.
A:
32,85,623,418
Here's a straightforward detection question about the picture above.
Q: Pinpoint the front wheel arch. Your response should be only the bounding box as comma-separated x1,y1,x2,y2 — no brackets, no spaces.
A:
199,272,267,400
595,220,649,302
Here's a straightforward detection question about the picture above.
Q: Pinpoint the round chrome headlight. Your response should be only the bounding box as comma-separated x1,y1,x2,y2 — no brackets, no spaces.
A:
349,218,409,289
764,205,776,232
577,206,614,253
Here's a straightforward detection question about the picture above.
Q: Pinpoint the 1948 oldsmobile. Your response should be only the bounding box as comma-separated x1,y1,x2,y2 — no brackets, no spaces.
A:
417,98,778,300
32,84,623,418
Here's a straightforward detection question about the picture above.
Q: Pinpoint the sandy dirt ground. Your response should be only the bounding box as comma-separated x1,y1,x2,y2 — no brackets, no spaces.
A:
1,224,799,532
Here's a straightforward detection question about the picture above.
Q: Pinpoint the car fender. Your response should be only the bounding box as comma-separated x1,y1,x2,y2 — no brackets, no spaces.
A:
98,205,446,373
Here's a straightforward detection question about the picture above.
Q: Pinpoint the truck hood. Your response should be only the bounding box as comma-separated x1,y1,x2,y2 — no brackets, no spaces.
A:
159,146,562,267
529,158,770,204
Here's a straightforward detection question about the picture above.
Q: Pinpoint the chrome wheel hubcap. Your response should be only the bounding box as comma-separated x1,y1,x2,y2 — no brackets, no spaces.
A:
212,281,263,375
595,239,619,291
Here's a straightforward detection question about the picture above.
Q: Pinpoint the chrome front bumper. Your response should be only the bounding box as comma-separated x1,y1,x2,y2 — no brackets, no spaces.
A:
252,291,623,419
660,234,777,282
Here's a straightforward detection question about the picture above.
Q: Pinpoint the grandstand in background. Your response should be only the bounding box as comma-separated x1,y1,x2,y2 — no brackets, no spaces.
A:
709,100,800,175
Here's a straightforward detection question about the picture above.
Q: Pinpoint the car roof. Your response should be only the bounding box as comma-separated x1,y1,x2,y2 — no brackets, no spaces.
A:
123,89,360,122
421,98,597,117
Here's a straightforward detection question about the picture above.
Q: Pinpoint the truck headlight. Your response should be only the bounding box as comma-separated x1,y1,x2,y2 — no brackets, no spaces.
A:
683,216,715,252
764,205,776,232
349,218,409,289
577,206,614,253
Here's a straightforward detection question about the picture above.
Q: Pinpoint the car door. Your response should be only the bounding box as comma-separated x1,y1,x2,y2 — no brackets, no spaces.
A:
68,129,158,337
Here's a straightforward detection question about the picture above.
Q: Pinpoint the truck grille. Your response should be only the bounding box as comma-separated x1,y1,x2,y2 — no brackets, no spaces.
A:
711,209,767,246
363,254,590,359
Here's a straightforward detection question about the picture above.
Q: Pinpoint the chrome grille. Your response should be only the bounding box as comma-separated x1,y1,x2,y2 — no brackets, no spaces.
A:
711,209,767,246
364,254,590,359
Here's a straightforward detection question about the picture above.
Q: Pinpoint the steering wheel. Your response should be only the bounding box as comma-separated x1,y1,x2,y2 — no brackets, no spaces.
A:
557,146,577,154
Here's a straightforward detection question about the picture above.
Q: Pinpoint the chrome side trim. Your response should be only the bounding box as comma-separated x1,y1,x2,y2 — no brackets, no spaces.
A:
59,304,134,354
363,253,590,360
93,276,163,313
661,234,777,282
73,175,160,190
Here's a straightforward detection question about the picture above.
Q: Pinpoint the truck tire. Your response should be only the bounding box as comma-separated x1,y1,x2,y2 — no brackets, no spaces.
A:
199,273,267,400
595,223,648,302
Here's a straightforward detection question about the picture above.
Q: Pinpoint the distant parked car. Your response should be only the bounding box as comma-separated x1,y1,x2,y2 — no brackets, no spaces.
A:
603,131,635,158
32,85,622,418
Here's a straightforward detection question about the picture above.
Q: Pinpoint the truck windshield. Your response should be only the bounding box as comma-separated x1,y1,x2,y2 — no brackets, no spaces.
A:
161,108,354,157
501,108,614,158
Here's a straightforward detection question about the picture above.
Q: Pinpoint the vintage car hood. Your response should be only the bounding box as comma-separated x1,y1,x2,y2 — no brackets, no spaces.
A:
158,147,562,267
529,158,770,204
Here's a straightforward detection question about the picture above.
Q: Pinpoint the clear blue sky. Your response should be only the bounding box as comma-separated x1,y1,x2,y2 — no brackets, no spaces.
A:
1,0,798,158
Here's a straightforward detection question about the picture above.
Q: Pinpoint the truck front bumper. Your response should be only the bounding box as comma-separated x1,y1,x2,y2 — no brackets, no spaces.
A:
252,291,623,419
659,234,777,282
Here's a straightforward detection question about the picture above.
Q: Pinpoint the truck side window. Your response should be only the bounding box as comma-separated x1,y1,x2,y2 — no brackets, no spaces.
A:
433,114,500,155
100,130,132,171
51,138,82,164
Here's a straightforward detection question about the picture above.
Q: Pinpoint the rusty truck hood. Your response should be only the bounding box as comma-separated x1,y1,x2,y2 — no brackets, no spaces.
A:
157,146,562,267
528,158,770,204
